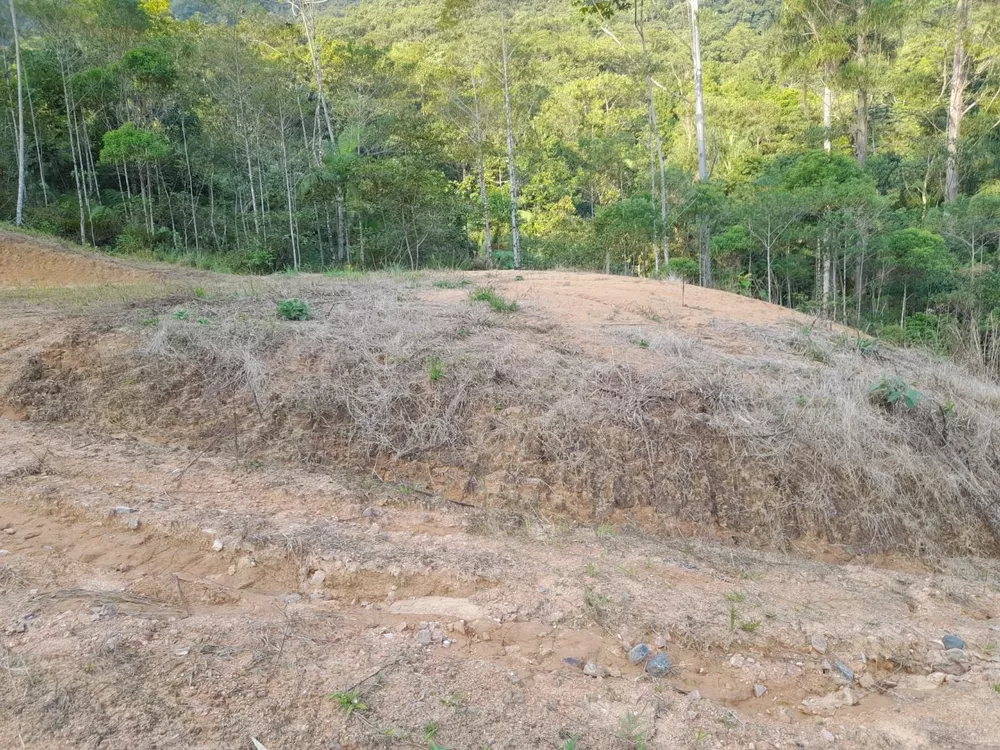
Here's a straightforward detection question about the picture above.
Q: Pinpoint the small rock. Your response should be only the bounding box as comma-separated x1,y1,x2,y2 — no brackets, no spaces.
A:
858,673,876,690
820,728,835,743
442,639,452,648
786,663,804,677
563,657,583,669
646,652,671,677
927,672,947,685
309,570,327,586
654,635,668,648
583,662,605,678
730,654,746,668
628,643,652,664
942,633,966,650
687,689,702,702
174,648,189,657
279,593,302,604
211,539,224,552
417,628,432,646
399,622,409,632
834,659,854,682
754,684,768,698
821,659,833,673
811,635,828,654
2,528,14,535
112,506,135,515
429,623,446,643
608,666,622,678
943,648,968,663
127,518,140,530
538,645,554,658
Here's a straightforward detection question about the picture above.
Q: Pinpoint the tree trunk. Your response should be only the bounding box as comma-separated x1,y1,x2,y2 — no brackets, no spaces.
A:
24,66,47,206
9,0,25,226
635,5,668,270
336,184,346,262
59,57,86,245
855,32,868,166
945,0,968,202
823,62,833,154
766,241,773,304
501,31,521,270
699,224,712,286
688,0,708,182
180,116,200,251
470,69,493,260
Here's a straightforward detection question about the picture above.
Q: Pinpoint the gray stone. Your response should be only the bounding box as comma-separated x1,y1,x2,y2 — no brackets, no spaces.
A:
730,654,746,668
127,518,140,530
113,506,135,515
563,657,583,668
943,633,966,650
628,643,652,665
754,684,767,698
646,652,671,677
834,659,854,682
820,728,835,743
583,662,605,678
811,635,828,654
416,628,432,646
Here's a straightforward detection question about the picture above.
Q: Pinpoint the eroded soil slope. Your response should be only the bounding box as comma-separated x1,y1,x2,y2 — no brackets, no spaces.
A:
1,235,1000,749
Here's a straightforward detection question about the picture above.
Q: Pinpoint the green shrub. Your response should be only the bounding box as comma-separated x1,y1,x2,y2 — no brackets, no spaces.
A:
278,298,309,321
428,356,446,381
240,245,278,275
667,257,699,282
869,375,924,410
433,278,471,289
469,286,518,313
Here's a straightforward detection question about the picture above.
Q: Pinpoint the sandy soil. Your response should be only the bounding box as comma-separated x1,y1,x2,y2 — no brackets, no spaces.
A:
0,232,156,287
1,239,999,750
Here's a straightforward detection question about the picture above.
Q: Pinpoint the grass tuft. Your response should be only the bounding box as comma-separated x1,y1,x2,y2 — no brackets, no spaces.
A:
469,286,518,313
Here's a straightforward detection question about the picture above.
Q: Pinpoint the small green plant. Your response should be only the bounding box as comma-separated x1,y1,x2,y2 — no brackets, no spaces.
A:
739,620,761,633
856,335,879,358
455,326,471,339
729,603,738,630
724,591,746,603
583,587,610,613
196,317,210,326
469,286,518,313
992,682,1000,694
584,561,598,577
193,286,207,299
594,524,617,538
428,356,446,382
423,722,439,740
434,278,471,289
638,339,650,349
563,738,580,750
278,298,309,321
330,689,368,717
869,375,924,409
619,713,648,750
515,275,524,281
172,309,190,320
139,316,159,327
440,692,464,709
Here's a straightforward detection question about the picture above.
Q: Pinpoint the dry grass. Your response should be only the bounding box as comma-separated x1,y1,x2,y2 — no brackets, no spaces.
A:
8,273,1000,557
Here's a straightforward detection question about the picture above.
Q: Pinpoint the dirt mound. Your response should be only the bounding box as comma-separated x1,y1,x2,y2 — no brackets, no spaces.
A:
5,268,1000,557
0,232,155,287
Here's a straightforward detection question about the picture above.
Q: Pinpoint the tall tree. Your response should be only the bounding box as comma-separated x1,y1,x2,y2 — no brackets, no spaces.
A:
8,0,24,225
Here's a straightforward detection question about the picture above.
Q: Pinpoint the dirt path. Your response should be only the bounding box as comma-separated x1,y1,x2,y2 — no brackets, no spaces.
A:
1,419,999,750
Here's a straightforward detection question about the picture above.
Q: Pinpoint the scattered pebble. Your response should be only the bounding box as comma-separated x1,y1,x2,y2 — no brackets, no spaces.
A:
417,628,432,646
309,570,326,586
583,661,605,678
112,506,135,515
786,663,804,677
127,518,140,530
654,635,668,648
2,528,14,535
646,652,671,677
943,633,966,650
834,660,854,682
211,539,224,552
628,643,652,665
821,659,833,673
754,684,768,698
730,654,746,668
811,635,828,654
563,657,583,668
820,728,835,743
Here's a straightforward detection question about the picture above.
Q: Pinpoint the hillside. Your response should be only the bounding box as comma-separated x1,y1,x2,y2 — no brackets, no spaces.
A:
2,234,1000,749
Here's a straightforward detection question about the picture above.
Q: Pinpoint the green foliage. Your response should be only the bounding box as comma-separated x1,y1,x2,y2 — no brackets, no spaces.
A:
469,286,518,313
172,309,189,320
433,278,471,289
99,123,171,166
428,356,446,381
869,376,924,410
330,689,368,717
277,299,309,321
667,257,700,282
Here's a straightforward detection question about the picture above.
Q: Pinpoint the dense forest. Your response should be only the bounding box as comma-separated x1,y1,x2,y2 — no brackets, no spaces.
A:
1,0,999,364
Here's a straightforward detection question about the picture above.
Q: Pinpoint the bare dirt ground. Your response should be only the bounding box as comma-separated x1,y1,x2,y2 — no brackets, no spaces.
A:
2,237,1000,750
